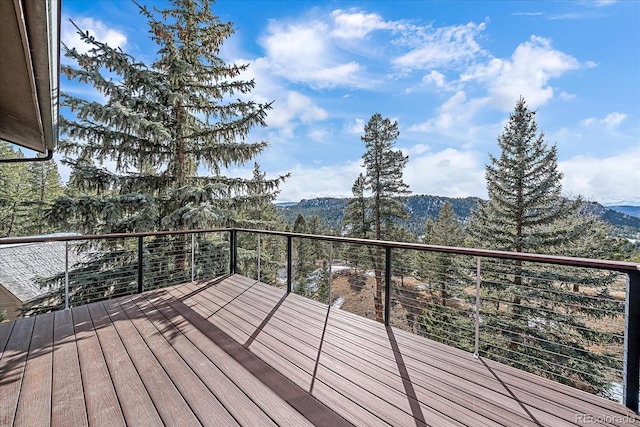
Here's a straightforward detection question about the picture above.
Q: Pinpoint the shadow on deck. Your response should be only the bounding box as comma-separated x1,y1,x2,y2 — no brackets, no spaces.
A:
0,274,636,426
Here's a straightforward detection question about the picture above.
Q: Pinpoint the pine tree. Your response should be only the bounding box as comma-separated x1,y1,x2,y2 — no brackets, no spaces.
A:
24,161,64,235
342,173,369,238
418,202,472,347
468,97,621,394
52,0,284,233
236,163,288,283
361,113,410,322
342,173,369,274
420,202,465,303
39,0,286,310
292,214,312,296
314,261,330,304
0,144,31,237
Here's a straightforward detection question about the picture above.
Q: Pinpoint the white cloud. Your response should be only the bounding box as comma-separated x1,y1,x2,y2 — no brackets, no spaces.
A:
422,70,447,88
330,9,398,39
559,91,576,101
401,143,431,156
581,112,627,129
259,20,364,88
582,0,618,7
409,91,489,135
307,128,328,142
347,118,365,134
62,17,127,54
404,148,487,198
276,148,488,202
233,57,328,137
276,161,363,201
462,36,581,111
559,148,640,204
393,22,487,70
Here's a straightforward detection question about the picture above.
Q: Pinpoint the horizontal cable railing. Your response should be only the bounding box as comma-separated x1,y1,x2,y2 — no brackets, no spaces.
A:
1,227,638,412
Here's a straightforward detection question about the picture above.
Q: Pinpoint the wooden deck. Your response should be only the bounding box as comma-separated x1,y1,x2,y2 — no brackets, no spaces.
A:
0,274,636,426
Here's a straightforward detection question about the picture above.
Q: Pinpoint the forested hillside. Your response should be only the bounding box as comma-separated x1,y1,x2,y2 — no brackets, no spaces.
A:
609,205,640,218
278,195,640,237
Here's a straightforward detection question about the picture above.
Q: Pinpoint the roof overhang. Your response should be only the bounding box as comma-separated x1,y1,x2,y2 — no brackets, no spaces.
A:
0,0,60,156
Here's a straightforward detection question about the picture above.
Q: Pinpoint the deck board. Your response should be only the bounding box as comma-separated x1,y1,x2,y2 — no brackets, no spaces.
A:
51,309,88,426
103,297,201,426
0,316,34,426
87,300,163,425
1,274,637,427
72,304,126,427
14,312,54,427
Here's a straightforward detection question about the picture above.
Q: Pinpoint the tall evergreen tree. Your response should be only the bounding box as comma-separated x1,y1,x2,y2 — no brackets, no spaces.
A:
236,163,287,283
418,202,472,348
25,161,64,235
360,113,410,322
342,173,369,274
52,0,284,233
38,0,286,310
420,202,464,305
292,214,312,296
0,144,30,237
0,143,64,237
468,97,620,394
343,173,369,238
314,261,330,304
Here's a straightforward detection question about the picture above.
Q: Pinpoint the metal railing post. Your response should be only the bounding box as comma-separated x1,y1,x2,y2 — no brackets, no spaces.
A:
474,257,481,359
384,246,392,326
64,241,69,310
624,270,640,413
229,229,237,274
191,233,195,282
137,236,143,294
257,234,261,282
287,235,292,293
328,242,333,306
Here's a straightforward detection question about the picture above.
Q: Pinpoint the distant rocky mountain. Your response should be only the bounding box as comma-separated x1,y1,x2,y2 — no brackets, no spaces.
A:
278,195,640,237
608,206,640,218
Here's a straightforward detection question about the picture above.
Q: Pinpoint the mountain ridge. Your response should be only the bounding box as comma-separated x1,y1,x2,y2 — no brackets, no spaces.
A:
277,195,640,238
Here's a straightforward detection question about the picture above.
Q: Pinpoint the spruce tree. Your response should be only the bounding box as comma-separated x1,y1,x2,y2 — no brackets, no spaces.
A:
342,173,369,239
52,0,283,233
342,173,369,275
0,144,30,237
418,202,472,348
292,214,312,296
360,113,410,322
0,142,65,237
420,202,464,305
38,0,286,310
468,97,621,394
236,163,288,283
25,161,64,235
314,261,330,304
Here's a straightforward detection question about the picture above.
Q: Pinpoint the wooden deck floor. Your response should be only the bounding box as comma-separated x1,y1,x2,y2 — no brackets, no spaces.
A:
0,274,636,426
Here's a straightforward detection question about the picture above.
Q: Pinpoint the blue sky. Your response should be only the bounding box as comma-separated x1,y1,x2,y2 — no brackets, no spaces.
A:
60,0,640,205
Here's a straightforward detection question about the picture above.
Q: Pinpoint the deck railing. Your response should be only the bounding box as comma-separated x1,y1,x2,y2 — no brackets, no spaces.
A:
1,228,639,412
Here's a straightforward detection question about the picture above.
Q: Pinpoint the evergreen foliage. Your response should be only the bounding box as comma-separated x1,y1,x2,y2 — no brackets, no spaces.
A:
292,214,312,296
314,261,330,304
468,97,621,394
40,0,286,309
0,146,30,237
344,113,411,322
236,163,288,284
0,141,64,237
419,202,464,303
417,202,473,348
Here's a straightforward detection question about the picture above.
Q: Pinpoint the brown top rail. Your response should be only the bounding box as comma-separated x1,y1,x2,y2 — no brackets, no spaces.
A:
1,227,638,273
